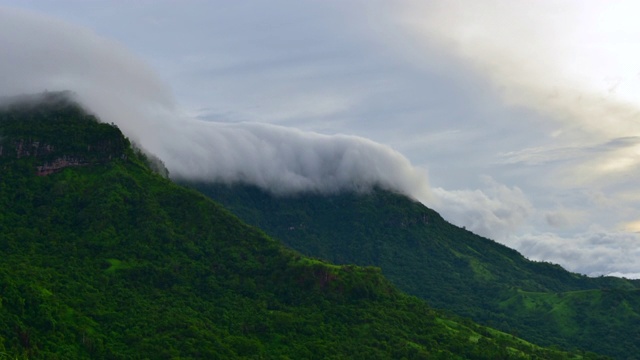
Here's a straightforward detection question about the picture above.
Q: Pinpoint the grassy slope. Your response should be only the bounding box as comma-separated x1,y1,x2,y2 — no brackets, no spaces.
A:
0,95,603,359
186,182,640,359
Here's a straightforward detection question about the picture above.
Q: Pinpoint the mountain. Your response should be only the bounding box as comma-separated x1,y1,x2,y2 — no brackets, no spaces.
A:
185,182,640,359
0,93,605,358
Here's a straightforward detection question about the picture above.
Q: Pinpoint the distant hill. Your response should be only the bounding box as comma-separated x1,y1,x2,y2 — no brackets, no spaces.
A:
0,93,602,358
186,182,640,359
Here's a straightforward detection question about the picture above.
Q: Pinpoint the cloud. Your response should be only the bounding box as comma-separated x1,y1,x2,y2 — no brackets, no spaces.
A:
390,0,640,139
384,1,640,197
544,209,584,229
161,120,432,198
497,136,640,191
0,6,432,200
498,145,586,167
512,229,640,278
432,176,533,240
0,7,176,145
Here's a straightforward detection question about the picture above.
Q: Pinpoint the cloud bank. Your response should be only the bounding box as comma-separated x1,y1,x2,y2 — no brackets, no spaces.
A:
512,229,640,278
162,121,431,197
0,7,431,200
432,176,533,240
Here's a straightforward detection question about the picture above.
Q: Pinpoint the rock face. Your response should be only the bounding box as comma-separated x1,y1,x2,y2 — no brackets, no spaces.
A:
4,139,79,176
0,139,116,176
36,156,87,176
0,94,131,176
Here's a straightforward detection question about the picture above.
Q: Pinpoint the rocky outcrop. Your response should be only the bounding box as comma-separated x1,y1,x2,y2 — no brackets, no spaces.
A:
0,95,131,176
0,138,124,176
36,156,87,176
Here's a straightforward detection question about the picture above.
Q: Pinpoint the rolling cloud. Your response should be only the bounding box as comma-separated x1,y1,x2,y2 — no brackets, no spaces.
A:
0,7,432,200
162,121,431,197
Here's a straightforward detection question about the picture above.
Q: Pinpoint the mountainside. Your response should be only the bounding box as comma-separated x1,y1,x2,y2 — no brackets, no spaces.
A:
186,182,640,359
0,94,604,358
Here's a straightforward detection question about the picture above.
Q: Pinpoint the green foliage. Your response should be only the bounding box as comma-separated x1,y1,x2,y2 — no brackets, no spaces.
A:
0,94,603,358
188,182,639,359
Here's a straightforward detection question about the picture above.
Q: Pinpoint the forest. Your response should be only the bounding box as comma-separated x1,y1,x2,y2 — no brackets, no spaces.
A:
187,180,640,359
0,93,611,358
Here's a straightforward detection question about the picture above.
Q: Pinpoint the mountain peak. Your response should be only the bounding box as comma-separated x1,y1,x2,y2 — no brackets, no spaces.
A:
0,93,133,176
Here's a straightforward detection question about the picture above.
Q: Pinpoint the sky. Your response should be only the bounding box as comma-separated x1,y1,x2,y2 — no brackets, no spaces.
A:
1,1,640,278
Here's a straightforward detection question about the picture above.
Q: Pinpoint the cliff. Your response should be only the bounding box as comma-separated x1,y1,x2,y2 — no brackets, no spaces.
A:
0,93,131,176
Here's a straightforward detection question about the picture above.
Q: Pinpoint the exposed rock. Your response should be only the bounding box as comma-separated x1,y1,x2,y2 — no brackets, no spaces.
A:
36,156,87,176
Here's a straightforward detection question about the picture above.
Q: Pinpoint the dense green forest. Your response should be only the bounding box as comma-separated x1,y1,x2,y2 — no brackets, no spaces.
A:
187,182,640,359
0,94,608,358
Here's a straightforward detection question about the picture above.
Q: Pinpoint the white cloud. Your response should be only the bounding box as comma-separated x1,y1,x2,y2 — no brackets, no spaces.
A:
512,229,640,278
0,7,176,146
381,1,640,189
0,6,432,201
162,120,432,199
391,0,640,139
432,176,533,240
544,209,585,229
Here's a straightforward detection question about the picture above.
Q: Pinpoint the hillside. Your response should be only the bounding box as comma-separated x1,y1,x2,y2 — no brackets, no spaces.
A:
186,182,640,359
0,93,605,358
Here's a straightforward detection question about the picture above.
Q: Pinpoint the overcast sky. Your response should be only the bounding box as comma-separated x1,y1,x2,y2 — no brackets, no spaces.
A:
2,1,640,278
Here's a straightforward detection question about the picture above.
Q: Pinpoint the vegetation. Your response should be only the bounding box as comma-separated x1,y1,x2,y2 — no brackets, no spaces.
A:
0,93,606,358
187,182,640,359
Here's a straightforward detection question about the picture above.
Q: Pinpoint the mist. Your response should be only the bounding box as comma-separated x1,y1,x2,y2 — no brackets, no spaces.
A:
0,7,432,200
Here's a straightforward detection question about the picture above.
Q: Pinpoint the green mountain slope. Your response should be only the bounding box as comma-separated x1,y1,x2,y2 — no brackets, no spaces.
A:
0,94,603,358
186,182,640,359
